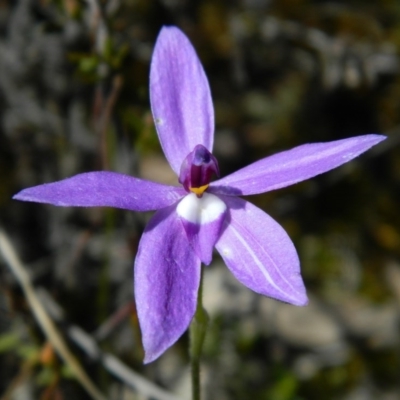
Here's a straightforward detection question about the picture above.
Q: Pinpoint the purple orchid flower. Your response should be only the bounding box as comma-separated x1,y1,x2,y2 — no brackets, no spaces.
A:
13,26,385,363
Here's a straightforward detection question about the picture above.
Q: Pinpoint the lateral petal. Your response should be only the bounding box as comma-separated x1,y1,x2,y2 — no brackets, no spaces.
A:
134,204,201,363
150,26,214,175
215,196,307,306
210,134,386,196
13,172,185,211
177,193,227,265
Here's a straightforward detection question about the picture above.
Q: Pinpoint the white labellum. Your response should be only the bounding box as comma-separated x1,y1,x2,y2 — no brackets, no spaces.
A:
176,193,226,225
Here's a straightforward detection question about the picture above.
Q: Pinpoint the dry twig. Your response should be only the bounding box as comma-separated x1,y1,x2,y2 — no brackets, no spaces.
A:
0,229,106,400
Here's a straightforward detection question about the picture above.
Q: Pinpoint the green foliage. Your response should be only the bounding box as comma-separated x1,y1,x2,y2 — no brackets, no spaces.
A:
266,370,301,400
0,333,20,353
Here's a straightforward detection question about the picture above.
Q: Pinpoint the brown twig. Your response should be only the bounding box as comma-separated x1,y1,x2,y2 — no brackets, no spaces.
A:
98,74,124,170
0,229,106,400
37,289,187,400
0,361,32,400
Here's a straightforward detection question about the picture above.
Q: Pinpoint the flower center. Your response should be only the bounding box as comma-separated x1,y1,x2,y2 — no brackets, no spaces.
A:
178,145,219,197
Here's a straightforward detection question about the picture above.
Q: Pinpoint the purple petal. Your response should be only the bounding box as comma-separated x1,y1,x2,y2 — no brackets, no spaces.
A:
134,204,201,363
215,196,307,306
150,26,214,175
13,172,185,211
177,193,227,265
210,134,386,196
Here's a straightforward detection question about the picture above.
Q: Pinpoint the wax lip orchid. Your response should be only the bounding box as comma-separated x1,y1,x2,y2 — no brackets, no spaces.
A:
14,26,386,363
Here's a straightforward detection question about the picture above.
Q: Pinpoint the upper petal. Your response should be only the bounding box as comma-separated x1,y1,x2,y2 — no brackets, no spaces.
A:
215,196,307,306
134,204,201,363
150,26,214,175
209,134,386,196
13,172,185,211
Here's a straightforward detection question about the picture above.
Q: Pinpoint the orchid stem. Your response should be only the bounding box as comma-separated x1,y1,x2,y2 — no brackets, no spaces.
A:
189,267,209,400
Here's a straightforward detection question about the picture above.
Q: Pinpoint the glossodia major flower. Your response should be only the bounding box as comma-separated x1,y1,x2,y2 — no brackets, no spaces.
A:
13,26,386,363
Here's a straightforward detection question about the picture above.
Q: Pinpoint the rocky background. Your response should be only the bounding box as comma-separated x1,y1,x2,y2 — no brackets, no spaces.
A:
0,1,399,399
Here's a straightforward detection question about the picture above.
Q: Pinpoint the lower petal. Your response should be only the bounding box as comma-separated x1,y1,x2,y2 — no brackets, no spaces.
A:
177,193,227,265
215,196,307,306
134,204,201,363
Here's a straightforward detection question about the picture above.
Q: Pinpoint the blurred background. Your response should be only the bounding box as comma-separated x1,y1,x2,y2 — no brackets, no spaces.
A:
0,0,399,399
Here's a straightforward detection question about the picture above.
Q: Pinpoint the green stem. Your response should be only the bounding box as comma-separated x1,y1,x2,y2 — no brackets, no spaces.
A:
189,267,209,400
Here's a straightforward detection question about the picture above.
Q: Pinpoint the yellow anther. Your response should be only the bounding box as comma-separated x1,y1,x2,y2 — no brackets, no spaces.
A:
190,184,209,196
